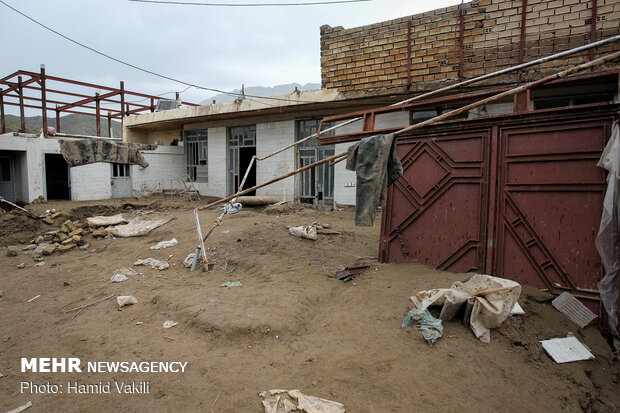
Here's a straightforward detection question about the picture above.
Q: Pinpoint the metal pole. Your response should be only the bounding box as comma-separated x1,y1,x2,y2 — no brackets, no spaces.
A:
107,111,112,138
55,105,61,132
395,50,620,136
18,75,25,132
0,94,5,134
40,65,48,137
95,93,101,137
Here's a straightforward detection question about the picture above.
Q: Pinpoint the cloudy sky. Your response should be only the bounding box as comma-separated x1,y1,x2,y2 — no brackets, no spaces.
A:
1,0,462,114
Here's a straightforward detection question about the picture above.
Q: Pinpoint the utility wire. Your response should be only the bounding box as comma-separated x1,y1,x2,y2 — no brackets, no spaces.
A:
0,0,323,104
128,0,371,6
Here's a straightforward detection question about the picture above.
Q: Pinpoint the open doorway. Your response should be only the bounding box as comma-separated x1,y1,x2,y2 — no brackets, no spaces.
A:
45,153,70,200
228,125,256,196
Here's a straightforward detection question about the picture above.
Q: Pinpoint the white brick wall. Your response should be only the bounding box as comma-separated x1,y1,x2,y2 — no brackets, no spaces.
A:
132,146,185,196
70,163,112,201
256,120,296,201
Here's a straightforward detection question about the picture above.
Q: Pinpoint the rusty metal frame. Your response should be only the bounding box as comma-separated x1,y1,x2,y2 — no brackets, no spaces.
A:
0,69,198,137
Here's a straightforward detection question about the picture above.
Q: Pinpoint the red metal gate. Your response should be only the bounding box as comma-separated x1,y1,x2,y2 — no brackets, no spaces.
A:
379,104,618,313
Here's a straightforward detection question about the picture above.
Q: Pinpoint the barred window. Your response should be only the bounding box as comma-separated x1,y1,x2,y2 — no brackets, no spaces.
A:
185,129,208,182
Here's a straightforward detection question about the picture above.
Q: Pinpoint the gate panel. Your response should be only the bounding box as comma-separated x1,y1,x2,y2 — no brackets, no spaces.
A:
379,130,490,273
493,119,611,303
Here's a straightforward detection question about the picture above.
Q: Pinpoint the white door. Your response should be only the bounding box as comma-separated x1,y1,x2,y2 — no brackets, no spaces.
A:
111,163,133,198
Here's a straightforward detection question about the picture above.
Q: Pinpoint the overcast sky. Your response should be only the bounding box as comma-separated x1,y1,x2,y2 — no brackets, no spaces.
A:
1,0,462,114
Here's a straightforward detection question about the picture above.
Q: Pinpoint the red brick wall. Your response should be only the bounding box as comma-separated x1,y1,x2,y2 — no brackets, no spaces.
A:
320,0,620,95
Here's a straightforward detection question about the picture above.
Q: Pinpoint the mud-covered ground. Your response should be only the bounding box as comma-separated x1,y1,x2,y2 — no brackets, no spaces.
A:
0,195,618,412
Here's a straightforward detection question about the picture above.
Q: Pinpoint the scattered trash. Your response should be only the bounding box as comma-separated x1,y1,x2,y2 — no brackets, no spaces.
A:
110,273,128,283
551,292,597,328
107,218,172,237
86,213,127,227
402,308,444,347
117,295,138,307
6,401,32,413
220,281,242,288
162,320,178,328
511,302,525,315
410,274,521,343
136,321,143,325
150,238,178,250
27,295,41,303
222,230,230,235
220,202,242,214
331,264,371,281
258,389,345,413
63,281,71,286
289,225,318,240
183,253,196,268
134,258,170,270
17,263,25,269
541,334,595,363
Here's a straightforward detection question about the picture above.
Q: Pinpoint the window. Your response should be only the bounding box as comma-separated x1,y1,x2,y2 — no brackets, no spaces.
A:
112,163,130,178
185,129,208,182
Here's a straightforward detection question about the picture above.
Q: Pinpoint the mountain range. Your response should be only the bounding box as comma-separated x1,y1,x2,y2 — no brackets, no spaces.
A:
3,114,122,137
201,83,321,105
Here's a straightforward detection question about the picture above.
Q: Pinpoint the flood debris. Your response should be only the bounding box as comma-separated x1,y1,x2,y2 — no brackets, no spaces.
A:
134,258,170,270
289,225,318,240
117,295,138,307
258,389,345,413
110,273,128,283
183,252,196,268
162,320,178,329
5,400,32,413
220,281,242,288
541,334,595,363
150,238,178,250
402,308,444,347
409,274,521,343
107,217,172,237
551,292,597,328
27,295,41,303
331,264,370,281
86,213,127,227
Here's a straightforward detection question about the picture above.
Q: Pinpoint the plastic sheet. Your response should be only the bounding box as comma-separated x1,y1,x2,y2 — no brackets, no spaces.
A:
401,308,443,347
595,120,620,340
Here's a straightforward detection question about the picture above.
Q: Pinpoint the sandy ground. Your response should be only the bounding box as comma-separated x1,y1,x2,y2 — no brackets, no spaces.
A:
0,195,619,412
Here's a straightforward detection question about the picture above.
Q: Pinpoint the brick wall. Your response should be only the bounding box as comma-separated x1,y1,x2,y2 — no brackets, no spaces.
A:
320,0,620,95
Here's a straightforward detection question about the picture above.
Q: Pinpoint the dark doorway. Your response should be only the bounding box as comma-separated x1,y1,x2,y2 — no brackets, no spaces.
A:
228,125,257,197
45,154,70,199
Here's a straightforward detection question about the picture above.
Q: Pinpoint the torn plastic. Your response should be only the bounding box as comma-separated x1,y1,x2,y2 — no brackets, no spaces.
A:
117,295,138,307
595,119,620,341
134,258,170,270
402,308,443,347
258,389,345,413
150,238,178,250
220,202,243,215
288,225,318,240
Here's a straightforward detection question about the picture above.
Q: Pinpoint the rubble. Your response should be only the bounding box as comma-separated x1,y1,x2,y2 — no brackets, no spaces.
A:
57,243,77,253
7,246,19,256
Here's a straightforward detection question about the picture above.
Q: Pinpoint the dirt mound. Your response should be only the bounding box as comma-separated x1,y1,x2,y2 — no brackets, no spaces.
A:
0,210,44,247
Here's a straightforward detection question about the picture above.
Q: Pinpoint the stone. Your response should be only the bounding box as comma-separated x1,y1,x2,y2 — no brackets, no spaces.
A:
50,212,61,219
45,230,58,236
42,244,56,255
43,234,53,242
61,220,77,234
7,246,19,256
57,243,77,252
58,232,69,242
22,244,36,251
69,228,83,237
42,216,54,225
61,238,75,245
79,244,90,251
92,228,108,238
35,235,45,244
17,263,25,269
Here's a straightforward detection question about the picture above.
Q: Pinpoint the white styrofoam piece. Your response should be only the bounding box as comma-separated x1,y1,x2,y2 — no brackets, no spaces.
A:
552,292,597,328
540,336,594,363
511,302,525,315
